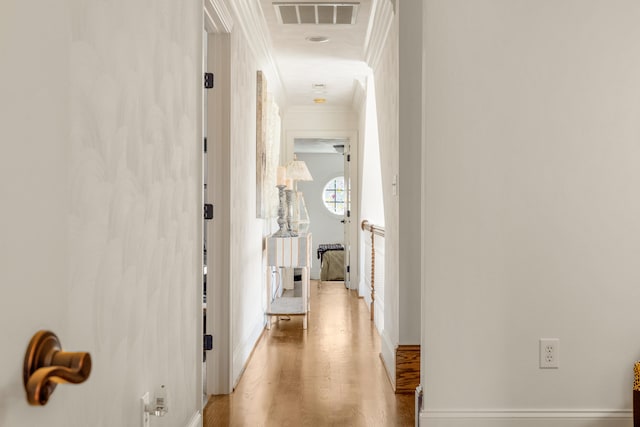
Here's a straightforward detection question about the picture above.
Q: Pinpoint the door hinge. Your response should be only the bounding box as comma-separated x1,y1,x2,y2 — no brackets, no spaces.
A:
204,72,214,89
204,204,214,220
347,210,351,218
347,154,351,162
203,334,213,351
347,265,350,273
204,137,207,153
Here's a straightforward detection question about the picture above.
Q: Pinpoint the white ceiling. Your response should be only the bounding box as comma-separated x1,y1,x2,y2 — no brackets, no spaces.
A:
259,1,372,108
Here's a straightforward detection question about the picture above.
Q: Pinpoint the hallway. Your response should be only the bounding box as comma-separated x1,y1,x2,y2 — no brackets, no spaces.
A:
204,281,414,426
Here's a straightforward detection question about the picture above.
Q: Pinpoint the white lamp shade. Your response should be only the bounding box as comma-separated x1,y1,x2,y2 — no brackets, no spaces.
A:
286,160,313,181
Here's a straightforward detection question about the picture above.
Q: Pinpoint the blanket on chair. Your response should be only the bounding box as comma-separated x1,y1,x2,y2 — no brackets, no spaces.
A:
320,250,344,281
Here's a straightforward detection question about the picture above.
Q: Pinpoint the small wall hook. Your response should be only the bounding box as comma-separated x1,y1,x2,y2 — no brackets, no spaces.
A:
23,330,92,405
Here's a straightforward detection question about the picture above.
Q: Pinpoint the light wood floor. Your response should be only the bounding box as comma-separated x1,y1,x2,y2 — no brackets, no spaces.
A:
204,280,414,426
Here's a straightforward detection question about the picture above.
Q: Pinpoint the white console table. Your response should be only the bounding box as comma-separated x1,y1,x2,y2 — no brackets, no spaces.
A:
265,233,312,329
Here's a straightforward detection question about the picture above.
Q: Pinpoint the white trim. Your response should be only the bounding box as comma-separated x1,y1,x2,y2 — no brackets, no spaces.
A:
361,279,372,305
205,29,233,396
420,410,632,427
232,319,264,388
345,134,359,291
227,0,286,104
204,0,233,33
373,297,384,334
185,411,202,427
379,329,395,389
363,0,394,71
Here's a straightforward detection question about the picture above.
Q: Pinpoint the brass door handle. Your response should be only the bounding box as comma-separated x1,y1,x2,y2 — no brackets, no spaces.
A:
23,330,92,405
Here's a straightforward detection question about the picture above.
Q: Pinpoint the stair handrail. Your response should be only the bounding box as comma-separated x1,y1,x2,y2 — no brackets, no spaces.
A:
361,220,385,237
361,220,385,321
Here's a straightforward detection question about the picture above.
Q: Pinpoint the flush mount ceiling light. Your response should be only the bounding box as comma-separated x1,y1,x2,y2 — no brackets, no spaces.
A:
305,35,330,43
274,2,360,25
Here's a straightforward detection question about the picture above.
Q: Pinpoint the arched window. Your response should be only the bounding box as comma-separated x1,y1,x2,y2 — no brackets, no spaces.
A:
322,176,345,215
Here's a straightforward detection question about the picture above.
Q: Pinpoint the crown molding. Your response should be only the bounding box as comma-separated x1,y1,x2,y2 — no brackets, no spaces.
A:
226,0,286,105
363,0,395,71
204,0,233,34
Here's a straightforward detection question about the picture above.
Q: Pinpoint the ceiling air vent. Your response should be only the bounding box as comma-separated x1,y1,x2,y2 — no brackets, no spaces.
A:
273,2,359,25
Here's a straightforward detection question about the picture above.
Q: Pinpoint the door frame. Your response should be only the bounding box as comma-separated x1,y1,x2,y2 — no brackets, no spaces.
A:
204,0,233,395
284,129,359,290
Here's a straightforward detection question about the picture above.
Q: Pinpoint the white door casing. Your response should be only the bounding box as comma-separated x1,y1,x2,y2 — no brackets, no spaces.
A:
284,129,359,290
343,140,352,288
204,0,234,395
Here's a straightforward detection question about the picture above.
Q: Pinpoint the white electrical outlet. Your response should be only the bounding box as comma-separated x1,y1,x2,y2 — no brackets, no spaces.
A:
141,392,150,427
539,338,559,369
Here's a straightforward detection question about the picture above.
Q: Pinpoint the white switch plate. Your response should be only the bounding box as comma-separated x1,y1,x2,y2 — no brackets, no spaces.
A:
141,392,150,427
539,338,559,369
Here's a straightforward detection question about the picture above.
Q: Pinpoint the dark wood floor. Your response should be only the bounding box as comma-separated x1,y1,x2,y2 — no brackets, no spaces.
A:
204,280,414,426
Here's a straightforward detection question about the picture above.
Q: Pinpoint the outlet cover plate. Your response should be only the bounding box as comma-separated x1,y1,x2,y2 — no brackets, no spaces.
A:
539,338,559,369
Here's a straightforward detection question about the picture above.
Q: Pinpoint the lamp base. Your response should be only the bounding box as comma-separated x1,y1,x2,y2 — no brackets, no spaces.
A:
273,184,292,238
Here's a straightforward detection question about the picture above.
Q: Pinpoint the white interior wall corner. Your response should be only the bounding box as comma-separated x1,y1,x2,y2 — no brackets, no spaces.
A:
370,0,401,368
227,22,275,393
422,0,640,414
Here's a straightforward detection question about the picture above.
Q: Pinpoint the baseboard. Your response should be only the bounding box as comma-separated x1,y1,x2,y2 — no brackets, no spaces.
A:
379,352,395,391
361,280,372,305
419,410,632,427
231,319,265,388
185,410,202,427
395,345,420,394
379,331,396,390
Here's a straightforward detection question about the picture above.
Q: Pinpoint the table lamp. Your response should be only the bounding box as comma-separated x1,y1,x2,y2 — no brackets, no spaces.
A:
286,157,313,233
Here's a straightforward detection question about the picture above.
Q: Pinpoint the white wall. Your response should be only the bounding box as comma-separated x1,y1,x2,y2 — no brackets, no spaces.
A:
296,153,345,279
356,75,386,316
358,77,385,228
422,1,640,424
369,4,400,385
206,31,232,394
227,23,269,388
0,1,202,426
397,0,422,346
207,0,287,390
282,106,357,163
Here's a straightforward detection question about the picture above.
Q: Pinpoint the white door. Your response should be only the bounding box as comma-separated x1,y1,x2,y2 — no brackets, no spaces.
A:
1,2,203,426
343,141,352,288
1,3,78,425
